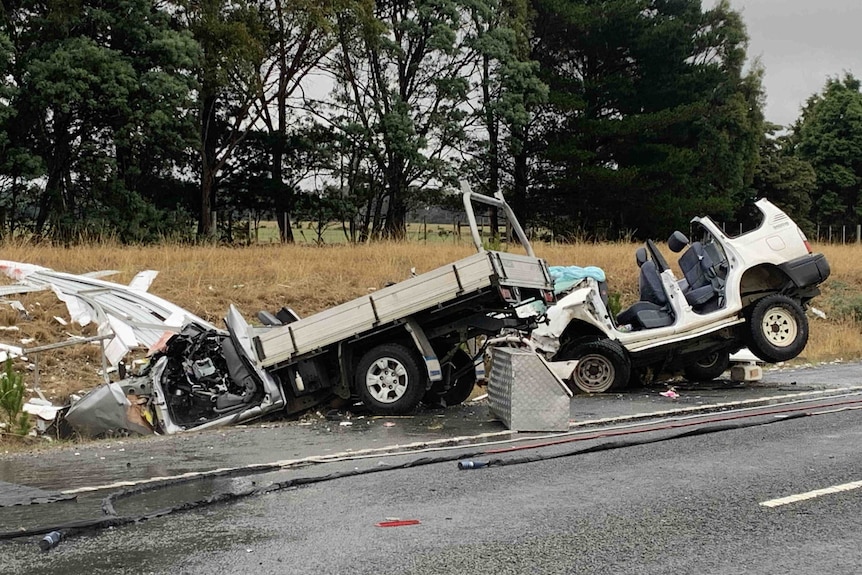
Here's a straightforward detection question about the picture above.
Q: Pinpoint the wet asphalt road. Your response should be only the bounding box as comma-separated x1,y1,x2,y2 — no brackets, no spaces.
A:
3,361,860,496
1,361,861,573
5,396,862,574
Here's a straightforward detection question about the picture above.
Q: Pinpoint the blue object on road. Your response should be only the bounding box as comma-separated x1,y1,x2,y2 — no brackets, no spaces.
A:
39,531,62,551
458,460,489,470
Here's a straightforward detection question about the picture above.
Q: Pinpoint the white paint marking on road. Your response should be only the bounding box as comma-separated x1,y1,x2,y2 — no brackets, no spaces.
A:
760,480,862,508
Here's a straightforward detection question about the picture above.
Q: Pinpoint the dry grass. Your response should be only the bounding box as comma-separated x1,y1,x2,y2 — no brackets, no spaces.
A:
0,240,859,405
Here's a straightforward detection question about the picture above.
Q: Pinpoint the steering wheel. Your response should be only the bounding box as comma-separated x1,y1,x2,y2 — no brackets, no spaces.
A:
645,239,670,273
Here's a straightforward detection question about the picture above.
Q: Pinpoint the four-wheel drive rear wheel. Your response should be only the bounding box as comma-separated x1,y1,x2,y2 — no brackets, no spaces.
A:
746,294,809,363
423,349,476,407
557,338,631,394
683,351,730,382
355,343,427,415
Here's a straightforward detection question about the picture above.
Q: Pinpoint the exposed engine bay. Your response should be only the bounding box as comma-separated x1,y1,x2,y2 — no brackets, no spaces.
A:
153,323,262,427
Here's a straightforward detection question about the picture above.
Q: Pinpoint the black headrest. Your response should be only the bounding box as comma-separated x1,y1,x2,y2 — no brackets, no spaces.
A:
668,231,689,253
635,247,647,267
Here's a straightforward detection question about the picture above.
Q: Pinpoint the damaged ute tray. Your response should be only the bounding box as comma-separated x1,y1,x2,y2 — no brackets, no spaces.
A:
254,250,551,368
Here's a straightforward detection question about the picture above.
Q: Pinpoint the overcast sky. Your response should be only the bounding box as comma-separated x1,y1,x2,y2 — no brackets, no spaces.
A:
710,0,862,128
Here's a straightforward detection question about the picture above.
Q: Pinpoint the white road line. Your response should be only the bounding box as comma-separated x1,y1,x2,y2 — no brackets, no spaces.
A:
760,480,862,508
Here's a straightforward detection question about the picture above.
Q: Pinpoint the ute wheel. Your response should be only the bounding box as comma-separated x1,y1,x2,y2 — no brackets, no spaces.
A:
423,349,476,407
684,351,730,382
746,294,809,363
356,343,426,415
558,338,631,394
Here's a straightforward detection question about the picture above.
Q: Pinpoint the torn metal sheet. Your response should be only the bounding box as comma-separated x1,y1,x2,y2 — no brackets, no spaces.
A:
0,260,215,351
22,399,65,434
0,268,121,296
0,261,283,437
65,381,154,437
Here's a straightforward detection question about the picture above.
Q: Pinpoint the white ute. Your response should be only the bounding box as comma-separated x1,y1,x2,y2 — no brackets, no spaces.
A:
530,199,831,392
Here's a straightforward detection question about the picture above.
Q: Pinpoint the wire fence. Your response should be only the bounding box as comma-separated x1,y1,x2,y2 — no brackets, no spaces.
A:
225,210,862,246
717,222,862,245
812,224,862,245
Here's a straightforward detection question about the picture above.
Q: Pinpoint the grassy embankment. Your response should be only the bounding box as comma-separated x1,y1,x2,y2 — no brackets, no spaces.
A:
0,239,859,406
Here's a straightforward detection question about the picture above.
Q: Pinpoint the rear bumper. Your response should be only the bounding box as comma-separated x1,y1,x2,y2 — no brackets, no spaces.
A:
779,253,830,289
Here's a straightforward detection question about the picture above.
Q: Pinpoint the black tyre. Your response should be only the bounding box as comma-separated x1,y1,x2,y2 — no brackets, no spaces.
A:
355,343,426,415
746,294,809,363
423,349,476,407
557,338,631,393
683,350,730,382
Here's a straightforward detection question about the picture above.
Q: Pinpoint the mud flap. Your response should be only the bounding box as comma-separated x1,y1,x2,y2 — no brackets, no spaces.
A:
404,318,442,385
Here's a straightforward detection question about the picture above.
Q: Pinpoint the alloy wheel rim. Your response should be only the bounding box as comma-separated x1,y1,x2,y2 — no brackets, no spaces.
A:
366,357,409,403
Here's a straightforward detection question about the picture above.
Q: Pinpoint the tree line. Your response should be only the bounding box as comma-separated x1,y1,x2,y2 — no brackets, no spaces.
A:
0,0,858,244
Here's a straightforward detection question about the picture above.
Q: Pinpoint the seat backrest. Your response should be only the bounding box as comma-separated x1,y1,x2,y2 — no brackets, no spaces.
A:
677,241,723,308
639,260,667,306
679,242,713,291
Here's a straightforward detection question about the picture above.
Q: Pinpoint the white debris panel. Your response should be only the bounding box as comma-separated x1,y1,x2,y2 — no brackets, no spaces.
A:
0,260,215,359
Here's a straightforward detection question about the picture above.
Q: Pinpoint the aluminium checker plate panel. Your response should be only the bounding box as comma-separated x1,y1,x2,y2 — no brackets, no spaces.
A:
488,347,573,432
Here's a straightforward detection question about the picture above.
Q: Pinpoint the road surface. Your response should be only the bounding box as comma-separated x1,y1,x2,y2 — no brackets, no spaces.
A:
3,387,862,574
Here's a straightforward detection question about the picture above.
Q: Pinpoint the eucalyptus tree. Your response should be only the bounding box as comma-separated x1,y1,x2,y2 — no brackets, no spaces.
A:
529,0,764,239
463,0,547,230
791,74,862,226
173,0,268,238
251,0,341,242
327,0,476,239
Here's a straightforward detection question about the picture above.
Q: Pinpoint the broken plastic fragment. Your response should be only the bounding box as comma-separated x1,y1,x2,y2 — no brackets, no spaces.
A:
376,519,420,527
659,389,679,399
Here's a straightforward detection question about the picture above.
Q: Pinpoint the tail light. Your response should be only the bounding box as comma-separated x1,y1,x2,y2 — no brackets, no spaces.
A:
798,228,812,253
542,290,556,303
499,287,514,302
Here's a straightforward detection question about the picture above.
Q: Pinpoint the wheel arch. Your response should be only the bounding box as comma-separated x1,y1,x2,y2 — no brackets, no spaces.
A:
738,263,793,305
557,320,607,352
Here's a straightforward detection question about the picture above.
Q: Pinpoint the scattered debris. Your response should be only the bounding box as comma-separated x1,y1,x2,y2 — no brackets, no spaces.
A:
659,389,680,399
376,519,420,527
38,531,62,551
21,399,64,434
458,460,489,470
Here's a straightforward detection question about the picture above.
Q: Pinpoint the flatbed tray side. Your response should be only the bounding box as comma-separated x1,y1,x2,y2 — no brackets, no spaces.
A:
255,251,551,368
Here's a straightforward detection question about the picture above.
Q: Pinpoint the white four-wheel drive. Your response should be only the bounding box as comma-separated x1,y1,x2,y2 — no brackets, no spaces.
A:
529,199,831,392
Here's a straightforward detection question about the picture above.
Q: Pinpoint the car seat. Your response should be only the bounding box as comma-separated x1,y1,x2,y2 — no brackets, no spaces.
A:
616,247,675,330
668,231,724,312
